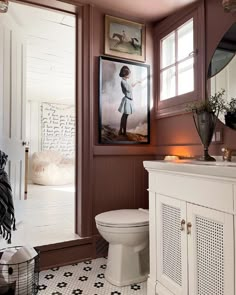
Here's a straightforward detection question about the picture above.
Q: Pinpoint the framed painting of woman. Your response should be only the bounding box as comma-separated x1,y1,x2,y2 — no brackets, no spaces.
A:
98,56,150,144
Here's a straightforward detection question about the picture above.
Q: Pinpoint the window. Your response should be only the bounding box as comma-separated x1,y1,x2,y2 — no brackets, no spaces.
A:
155,1,205,118
160,19,194,101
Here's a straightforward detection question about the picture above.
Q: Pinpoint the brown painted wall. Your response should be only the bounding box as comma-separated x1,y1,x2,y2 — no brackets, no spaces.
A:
155,0,236,157
90,7,157,234
84,0,236,239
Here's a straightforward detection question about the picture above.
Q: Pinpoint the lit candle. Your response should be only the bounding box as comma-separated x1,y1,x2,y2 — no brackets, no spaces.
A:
164,155,180,161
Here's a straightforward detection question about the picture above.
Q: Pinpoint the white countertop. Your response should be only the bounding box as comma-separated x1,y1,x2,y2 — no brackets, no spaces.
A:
143,160,236,180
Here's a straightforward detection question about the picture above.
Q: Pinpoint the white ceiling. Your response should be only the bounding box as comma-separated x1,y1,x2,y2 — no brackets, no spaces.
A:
8,2,75,104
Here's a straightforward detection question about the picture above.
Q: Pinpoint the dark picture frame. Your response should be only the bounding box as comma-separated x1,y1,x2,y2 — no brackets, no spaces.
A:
105,15,146,62
99,56,150,144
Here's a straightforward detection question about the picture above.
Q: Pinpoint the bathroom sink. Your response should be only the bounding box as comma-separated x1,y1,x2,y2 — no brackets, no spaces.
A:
208,161,236,167
144,159,236,180
181,160,236,167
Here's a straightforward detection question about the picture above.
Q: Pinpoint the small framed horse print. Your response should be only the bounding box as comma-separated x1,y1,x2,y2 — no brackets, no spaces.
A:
105,15,146,62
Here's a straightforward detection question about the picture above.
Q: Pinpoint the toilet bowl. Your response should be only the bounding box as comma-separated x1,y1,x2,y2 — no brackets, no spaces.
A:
95,209,149,287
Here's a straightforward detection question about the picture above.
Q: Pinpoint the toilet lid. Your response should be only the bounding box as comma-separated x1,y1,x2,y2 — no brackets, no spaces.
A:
95,209,149,228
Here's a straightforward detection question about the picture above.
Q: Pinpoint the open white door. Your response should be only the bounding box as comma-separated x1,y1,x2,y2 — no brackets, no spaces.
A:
0,14,26,202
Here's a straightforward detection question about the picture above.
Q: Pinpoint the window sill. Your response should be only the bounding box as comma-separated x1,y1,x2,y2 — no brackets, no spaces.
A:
156,91,200,118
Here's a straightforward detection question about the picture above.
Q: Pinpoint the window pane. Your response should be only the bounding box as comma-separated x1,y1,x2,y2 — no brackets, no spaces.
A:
177,19,193,61
161,32,175,68
178,58,194,95
161,66,176,100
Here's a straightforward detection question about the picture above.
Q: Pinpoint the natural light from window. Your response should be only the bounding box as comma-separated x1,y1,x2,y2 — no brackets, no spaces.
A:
160,19,194,101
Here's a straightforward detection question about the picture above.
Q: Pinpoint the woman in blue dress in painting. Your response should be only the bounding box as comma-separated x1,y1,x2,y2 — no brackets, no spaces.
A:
118,65,141,136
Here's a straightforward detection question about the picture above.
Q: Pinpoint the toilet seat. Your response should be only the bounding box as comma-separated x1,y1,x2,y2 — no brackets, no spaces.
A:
95,209,149,228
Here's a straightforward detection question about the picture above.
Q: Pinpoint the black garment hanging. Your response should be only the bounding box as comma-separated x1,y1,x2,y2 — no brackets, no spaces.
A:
0,151,16,243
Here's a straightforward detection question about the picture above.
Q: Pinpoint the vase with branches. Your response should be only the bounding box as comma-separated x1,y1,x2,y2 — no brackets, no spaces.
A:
187,89,226,161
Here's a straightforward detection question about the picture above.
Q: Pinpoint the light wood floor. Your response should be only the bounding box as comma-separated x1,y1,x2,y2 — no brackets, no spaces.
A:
0,184,80,248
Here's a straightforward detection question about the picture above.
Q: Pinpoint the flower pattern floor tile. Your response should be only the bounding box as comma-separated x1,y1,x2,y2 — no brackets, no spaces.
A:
39,257,147,295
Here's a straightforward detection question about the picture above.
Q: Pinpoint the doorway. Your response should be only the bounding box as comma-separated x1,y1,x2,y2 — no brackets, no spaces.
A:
0,1,79,247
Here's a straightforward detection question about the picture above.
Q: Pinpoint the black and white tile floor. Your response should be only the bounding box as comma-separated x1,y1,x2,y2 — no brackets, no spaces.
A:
38,257,147,295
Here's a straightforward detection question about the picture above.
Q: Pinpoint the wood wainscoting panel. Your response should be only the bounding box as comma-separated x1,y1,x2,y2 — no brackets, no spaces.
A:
36,238,95,271
92,155,155,233
134,157,150,209
95,234,109,258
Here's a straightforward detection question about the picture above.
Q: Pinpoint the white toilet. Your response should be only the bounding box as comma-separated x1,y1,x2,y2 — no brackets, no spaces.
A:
95,209,149,287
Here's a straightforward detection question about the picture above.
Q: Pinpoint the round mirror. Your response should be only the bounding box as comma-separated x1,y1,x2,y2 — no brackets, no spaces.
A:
208,23,236,130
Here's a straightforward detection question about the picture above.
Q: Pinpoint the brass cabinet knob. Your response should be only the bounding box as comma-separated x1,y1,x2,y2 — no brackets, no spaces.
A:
180,219,186,231
187,222,192,235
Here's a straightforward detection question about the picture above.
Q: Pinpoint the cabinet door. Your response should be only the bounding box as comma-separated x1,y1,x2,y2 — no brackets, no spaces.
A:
187,204,234,295
156,194,188,295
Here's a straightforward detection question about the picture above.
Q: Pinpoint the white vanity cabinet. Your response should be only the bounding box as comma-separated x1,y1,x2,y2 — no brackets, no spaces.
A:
144,161,236,295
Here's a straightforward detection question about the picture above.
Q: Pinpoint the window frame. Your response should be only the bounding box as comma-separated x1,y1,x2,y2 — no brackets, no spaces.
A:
154,1,205,118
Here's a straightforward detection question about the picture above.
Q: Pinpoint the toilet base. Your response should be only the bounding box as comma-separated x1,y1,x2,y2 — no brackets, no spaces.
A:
105,243,149,287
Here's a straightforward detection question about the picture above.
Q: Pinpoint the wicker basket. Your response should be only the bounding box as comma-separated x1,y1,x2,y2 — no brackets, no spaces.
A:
0,246,39,295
